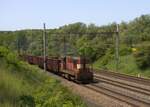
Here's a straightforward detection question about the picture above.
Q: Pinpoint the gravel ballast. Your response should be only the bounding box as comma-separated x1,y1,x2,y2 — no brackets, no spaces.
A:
46,72,132,107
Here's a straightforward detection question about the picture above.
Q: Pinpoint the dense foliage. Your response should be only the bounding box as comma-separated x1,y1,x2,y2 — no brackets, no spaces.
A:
134,44,150,69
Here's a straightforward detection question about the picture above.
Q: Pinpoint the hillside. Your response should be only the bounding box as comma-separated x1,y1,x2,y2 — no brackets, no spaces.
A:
94,54,150,78
0,46,87,107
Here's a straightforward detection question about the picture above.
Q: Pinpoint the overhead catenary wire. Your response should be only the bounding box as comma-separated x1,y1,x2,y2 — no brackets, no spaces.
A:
45,32,118,37
41,24,119,72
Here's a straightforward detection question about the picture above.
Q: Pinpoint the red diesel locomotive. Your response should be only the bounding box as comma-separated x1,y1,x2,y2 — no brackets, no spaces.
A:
21,55,93,83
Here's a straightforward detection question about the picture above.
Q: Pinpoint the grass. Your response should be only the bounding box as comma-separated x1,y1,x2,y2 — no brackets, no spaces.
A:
94,54,150,78
0,46,87,107
0,69,30,106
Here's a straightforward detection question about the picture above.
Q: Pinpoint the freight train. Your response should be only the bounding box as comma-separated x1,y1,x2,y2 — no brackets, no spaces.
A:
21,55,93,83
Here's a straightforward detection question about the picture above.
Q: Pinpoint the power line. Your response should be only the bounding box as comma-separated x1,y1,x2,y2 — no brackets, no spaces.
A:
46,32,118,36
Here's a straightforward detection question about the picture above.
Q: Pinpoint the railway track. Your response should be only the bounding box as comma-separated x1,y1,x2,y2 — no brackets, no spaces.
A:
94,70,150,86
84,84,150,107
82,70,150,107
94,75,150,96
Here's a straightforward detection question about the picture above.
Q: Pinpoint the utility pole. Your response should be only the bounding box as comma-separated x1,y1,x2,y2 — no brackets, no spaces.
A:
17,38,20,55
43,23,47,72
63,35,67,57
17,33,21,55
115,24,119,71
30,29,33,54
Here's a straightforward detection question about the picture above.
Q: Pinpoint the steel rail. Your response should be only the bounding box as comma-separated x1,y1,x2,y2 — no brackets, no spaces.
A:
94,70,150,86
84,84,150,107
94,76,150,96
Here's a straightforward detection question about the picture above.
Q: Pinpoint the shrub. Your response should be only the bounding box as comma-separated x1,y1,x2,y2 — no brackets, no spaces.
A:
33,79,86,107
0,46,9,57
119,45,132,56
6,53,19,66
134,45,150,69
18,95,35,107
100,49,114,66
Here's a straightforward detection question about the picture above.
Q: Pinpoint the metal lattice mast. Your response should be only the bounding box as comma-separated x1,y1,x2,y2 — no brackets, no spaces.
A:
43,23,47,72
115,24,119,71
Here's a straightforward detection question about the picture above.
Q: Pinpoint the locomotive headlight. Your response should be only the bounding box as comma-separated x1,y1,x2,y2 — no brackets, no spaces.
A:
77,64,82,69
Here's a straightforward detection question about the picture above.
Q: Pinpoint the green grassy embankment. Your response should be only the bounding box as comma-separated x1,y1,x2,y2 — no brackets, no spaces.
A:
94,54,150,78
0,46,87,107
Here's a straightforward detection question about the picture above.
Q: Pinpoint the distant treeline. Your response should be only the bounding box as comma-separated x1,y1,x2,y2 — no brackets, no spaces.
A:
0,14,150,63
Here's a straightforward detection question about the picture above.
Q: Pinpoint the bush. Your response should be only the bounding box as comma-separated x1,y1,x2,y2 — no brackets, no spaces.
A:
119,45,132,56
33,79,86,107
134,45,150,69
18,95,35,107
97,48,114,68
6,53,19,66
0,46,9,57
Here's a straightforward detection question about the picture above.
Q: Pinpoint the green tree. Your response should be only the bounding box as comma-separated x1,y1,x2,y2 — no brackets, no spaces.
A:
134,44,150,69
17,31,29,54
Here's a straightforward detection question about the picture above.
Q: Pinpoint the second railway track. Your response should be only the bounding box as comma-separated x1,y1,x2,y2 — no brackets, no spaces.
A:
83,70,150,107
84,84,150,107
95,70,150,86
94,75,150,96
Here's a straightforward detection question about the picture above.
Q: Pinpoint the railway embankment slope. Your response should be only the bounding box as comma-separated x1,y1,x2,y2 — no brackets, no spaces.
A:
0,46,87,107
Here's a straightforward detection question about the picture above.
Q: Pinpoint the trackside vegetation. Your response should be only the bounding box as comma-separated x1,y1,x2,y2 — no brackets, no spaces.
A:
0,46,87,107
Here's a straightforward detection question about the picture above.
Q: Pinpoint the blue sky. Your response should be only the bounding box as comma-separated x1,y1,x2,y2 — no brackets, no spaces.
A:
0,0,150,31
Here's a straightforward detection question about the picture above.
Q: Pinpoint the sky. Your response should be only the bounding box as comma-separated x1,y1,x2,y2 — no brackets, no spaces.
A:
0,0,150,31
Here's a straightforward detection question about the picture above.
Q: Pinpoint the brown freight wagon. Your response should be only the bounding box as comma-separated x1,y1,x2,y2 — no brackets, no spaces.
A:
46,58,60,73
38,56,44,68
32,56,39,65
27,55,34,64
